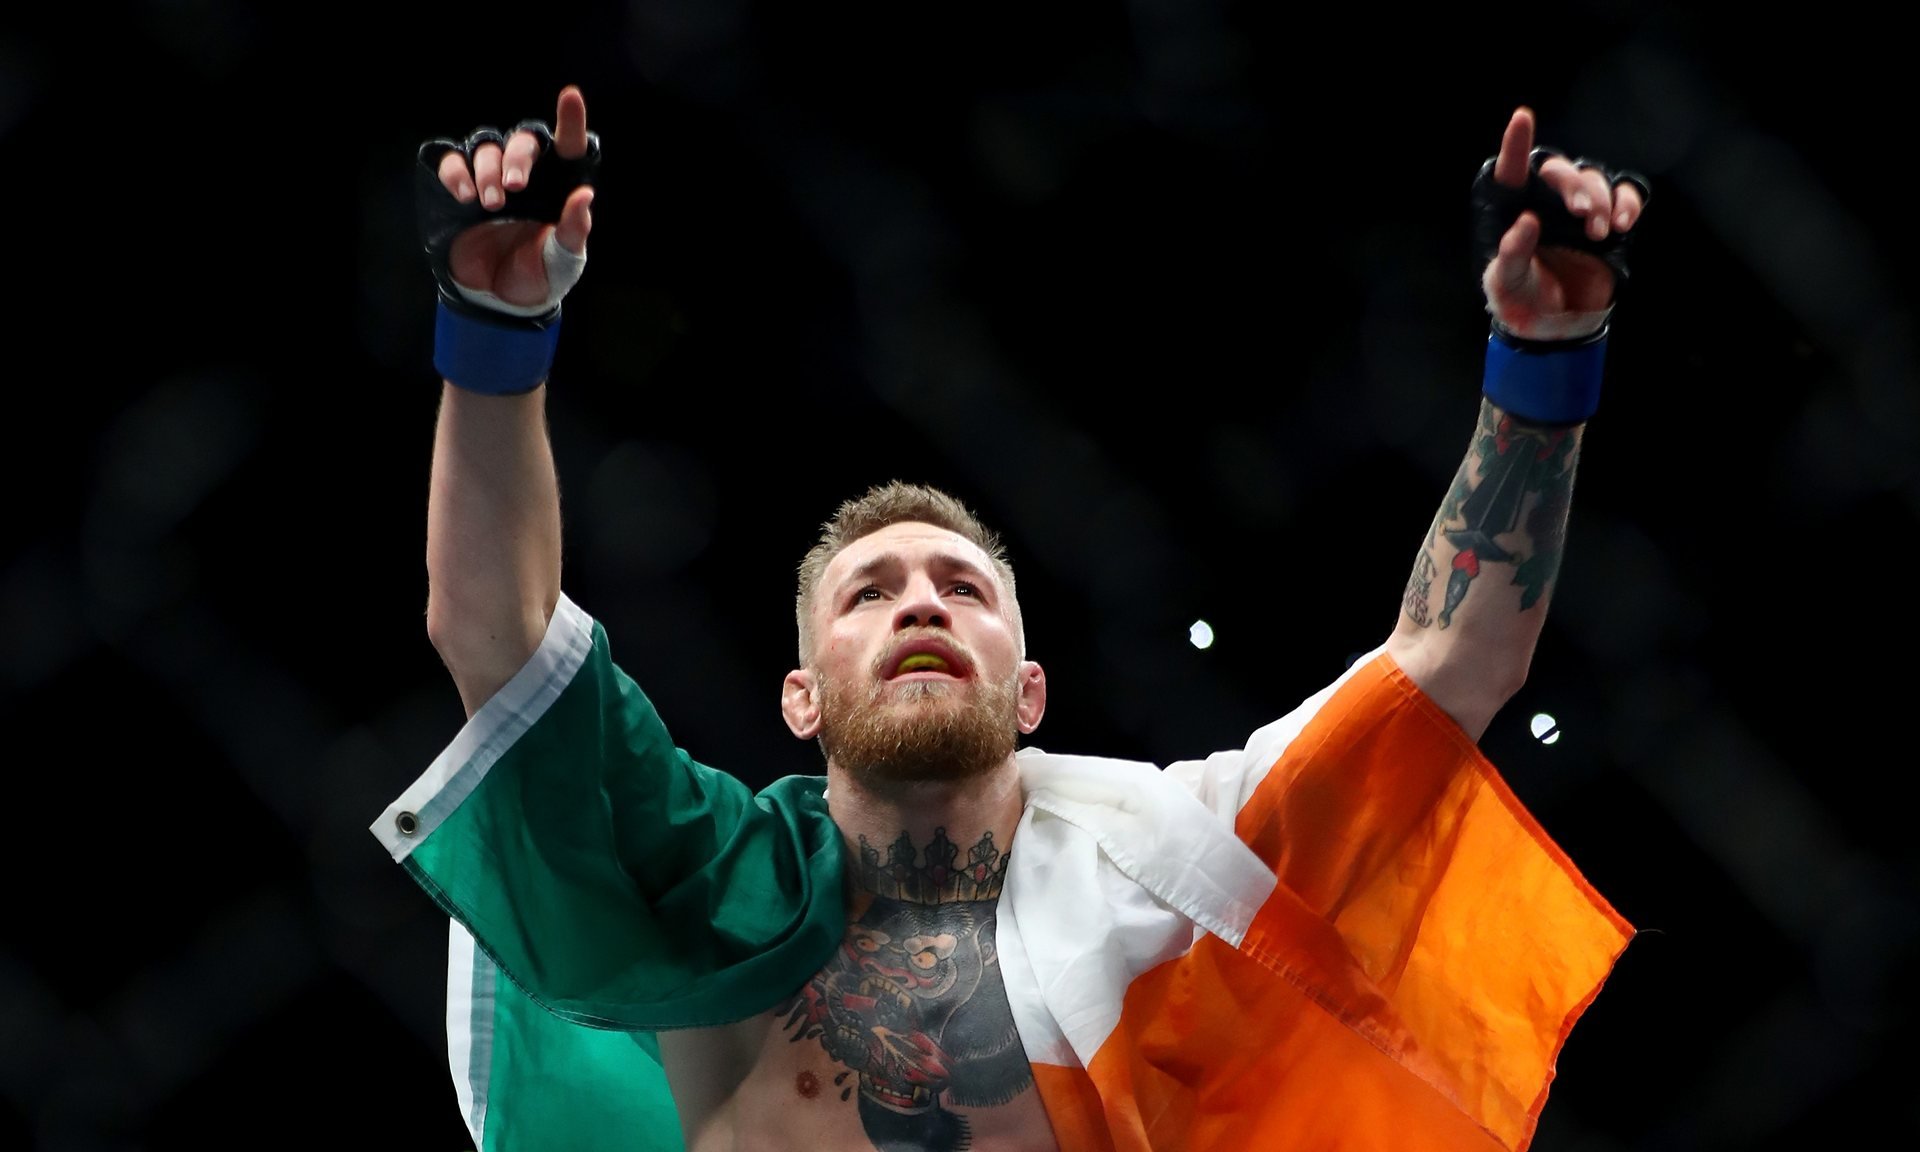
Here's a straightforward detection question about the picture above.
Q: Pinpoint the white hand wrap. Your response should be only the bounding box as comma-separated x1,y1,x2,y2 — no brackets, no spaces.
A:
452,224,589,318
1482,262,1612,341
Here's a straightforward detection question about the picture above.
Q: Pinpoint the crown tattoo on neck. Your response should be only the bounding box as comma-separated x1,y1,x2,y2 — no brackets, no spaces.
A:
854,827,1009,904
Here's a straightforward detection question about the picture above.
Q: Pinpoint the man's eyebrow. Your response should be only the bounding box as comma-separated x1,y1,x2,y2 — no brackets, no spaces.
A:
929,552,994,584
838,554,901,588
835,551,994,589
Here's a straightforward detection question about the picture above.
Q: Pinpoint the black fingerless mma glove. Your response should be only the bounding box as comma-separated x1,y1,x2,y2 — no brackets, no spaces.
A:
414,119,601,394
414,119,602,328
1471,148,1650,426
1470,146,1650,306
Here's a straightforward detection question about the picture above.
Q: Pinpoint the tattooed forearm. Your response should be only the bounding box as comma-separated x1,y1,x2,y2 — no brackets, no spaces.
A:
1401,548,1438,628
1406,398,1581,628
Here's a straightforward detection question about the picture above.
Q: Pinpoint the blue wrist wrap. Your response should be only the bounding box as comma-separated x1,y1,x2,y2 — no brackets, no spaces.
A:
1482,323,1607,425
433,299,563,396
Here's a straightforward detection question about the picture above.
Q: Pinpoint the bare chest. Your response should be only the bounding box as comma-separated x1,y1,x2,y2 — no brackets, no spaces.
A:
675,893,1060,1152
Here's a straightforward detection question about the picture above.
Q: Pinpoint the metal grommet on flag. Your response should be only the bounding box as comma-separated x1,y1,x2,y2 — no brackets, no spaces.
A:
396,811,420,837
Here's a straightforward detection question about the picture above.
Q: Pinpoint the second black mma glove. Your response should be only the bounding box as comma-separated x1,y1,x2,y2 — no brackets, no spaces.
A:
1470,146,1650,311
1472,146,1651,427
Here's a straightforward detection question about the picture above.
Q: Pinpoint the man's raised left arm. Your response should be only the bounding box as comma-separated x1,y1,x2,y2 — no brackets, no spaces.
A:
1386,105,1648,740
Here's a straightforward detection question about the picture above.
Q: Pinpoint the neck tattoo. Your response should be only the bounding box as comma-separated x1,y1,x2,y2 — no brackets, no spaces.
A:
853,826,1010,904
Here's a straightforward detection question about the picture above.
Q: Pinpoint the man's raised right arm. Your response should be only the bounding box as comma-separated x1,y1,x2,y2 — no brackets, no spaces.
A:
417,85,597,716
426,385,564,717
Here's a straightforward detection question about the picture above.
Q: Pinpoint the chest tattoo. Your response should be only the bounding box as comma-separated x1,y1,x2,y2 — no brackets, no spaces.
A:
775,828,1031,1150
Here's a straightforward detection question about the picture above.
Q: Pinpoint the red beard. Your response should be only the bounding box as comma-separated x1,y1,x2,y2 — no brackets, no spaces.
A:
816,663,1019,787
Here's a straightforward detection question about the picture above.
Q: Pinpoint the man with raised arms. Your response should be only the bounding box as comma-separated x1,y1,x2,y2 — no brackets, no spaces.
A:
375,84,1645,1151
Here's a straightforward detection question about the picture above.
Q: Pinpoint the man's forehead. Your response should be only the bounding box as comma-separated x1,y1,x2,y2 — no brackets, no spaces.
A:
821,521,1000,586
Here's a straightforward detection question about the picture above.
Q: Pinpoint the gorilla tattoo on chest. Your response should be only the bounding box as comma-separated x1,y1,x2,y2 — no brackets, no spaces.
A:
775,828,1031,1151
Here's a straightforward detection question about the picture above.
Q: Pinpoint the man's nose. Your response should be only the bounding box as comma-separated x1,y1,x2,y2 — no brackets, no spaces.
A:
892,575,949,632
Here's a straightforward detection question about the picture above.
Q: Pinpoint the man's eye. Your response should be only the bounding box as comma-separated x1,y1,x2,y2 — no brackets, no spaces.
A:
952,583,978,598
855,587,883,603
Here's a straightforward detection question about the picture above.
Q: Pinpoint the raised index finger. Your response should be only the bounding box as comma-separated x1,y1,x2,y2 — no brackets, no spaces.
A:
1492,107,1534,188
553,85,588,160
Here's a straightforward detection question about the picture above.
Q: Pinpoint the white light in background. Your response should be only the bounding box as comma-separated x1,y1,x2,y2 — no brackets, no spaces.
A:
1530,712,1562,745
1188,620,1214,649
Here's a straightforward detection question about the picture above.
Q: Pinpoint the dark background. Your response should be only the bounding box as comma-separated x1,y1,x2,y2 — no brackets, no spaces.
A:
4,2,1915,1148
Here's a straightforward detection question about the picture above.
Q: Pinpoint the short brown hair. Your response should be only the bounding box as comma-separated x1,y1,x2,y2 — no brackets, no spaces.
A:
795,481,1021,663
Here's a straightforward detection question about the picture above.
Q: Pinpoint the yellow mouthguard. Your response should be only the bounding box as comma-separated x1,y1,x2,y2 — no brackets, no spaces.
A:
897,654,950,674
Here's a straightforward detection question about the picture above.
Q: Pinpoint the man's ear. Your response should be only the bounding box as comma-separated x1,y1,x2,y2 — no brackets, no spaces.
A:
782,669,821,740
1015,660,1047,734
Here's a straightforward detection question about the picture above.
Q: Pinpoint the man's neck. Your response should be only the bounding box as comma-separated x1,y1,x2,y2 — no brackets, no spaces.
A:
825,761,1024,905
